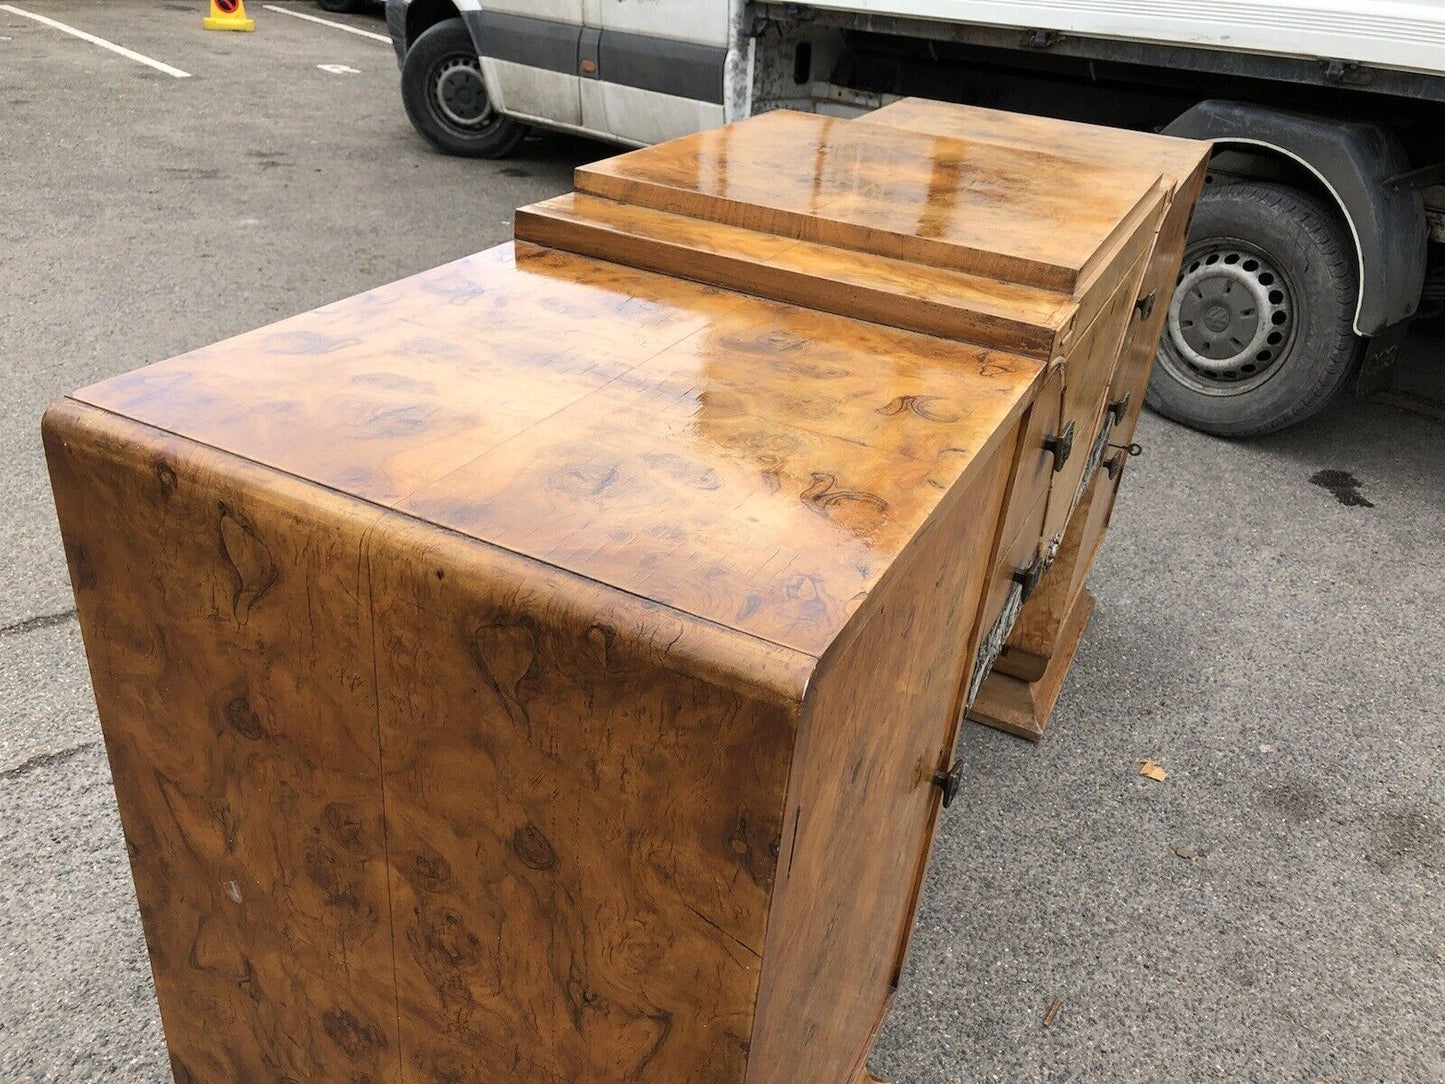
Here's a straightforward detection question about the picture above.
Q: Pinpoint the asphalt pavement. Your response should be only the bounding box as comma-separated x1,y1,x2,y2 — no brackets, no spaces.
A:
2,3,1442,1081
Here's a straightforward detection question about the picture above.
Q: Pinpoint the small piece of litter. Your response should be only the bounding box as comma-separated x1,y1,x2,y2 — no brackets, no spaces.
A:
1139,759,1168,782
1174,845,1199,861
1043,998,1063,1027
1436,951,1445,966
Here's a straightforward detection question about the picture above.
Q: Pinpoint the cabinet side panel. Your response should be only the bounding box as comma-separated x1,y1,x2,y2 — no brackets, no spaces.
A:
42,402,400,1084
747,445,1012,1084
364,514,802,1084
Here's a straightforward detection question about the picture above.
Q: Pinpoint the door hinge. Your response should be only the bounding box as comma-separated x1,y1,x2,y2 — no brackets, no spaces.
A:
1107,392,1131,426
931,760,962,808
1012,551,1047,602
1042,420,1075,473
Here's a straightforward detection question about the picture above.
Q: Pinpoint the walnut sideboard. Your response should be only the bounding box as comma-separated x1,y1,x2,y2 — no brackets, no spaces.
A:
46,104,1207,1083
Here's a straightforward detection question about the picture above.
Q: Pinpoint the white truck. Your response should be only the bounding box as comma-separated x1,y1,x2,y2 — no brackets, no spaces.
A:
384,0,1445,437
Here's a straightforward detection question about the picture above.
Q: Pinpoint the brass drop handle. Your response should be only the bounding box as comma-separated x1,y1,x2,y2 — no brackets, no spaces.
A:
932,761,962,808
1042,420,1075,473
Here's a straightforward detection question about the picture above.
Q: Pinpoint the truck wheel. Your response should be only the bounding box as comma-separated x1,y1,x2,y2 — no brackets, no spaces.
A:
317,0,363,11
1147,182,1360,437
401,18,527,159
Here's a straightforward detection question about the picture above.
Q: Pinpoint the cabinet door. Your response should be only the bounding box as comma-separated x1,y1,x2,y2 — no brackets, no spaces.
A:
470,0,584,130
591,0,728,146
748,442,1014,1084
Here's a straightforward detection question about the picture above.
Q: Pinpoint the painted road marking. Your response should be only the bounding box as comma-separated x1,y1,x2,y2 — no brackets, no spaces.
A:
261,4,391,44
318,63,361,75
0,4,191,78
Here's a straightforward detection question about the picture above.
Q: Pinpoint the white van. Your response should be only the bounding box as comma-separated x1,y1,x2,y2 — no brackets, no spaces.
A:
384,0,1445,437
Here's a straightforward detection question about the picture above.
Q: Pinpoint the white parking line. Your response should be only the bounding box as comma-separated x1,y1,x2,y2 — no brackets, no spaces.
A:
261,4,391,44
0,3,191,78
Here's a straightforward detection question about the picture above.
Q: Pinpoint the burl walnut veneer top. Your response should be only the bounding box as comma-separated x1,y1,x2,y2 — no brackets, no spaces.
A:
71,242,1044,659
576,109,1164,294
864,98,1211,191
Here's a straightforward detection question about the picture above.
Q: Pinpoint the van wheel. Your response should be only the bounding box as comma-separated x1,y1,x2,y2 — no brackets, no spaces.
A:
1147,182,1360,437
401,18,527,159
317,0,363,11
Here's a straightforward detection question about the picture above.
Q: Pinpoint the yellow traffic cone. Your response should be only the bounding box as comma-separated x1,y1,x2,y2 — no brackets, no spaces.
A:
204,0,255,31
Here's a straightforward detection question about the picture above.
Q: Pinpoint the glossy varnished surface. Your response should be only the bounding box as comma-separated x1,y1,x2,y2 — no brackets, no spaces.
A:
872,99,1211,739
750,448,1011,1084
865,98,1212,192
72,241,1043,659
516,193,1074,358
575,110,1164,293
46,98,1212,1084
47,400,809,1084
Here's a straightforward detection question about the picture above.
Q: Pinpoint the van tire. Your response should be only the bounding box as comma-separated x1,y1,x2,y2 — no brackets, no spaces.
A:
317,0,364,11
1147,182,1361,437
401,18,527,159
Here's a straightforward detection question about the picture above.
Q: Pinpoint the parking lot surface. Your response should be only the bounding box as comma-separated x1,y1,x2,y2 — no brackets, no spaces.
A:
2,4,1442,1081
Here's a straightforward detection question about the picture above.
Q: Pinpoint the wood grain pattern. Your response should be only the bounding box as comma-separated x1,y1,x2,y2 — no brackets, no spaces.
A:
50,241,1038,1084
47,98,1209,1084
576,110,1165,294
998,470,1108,674
748,441,1013,1084
969,590,1096,742
1040,249,1150,549
864,98,1211,198
515,193,1074,358
871,99,1209,739
365,509,806,1084
73,242,1043,660
44,400,401,1084
47,398,817,1084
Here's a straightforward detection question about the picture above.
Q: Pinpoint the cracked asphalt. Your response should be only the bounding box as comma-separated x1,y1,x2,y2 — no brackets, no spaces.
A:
2,2,1443,1081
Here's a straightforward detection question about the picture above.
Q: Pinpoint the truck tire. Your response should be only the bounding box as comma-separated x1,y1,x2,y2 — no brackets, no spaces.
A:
401,18,527,159
317,0,363,11
1147,182,1361,437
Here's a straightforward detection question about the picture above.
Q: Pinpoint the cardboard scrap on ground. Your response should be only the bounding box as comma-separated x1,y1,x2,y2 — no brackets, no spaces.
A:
1139,759,1168,782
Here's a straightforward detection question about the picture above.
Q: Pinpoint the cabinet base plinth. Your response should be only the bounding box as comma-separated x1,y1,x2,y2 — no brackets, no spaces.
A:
969,589,1095,741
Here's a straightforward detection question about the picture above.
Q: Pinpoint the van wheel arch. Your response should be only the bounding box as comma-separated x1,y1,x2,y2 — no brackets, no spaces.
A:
1163,100,1426,337
405,0,462,49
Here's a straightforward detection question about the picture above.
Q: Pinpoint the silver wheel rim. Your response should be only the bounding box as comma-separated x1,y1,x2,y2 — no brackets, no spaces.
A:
432,55,494,131
1159,241,1295,396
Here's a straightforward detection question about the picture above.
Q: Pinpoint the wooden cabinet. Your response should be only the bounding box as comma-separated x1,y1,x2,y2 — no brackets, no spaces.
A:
46,103,1206,1083
864,99,1210,739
